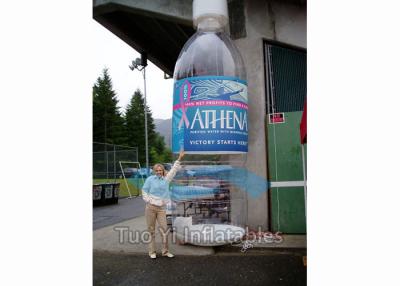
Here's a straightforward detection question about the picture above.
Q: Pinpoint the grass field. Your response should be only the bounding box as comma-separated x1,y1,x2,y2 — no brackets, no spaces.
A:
93,178,144,197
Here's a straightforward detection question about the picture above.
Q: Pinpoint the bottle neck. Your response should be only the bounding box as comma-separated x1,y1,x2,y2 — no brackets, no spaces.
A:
196,16,225,32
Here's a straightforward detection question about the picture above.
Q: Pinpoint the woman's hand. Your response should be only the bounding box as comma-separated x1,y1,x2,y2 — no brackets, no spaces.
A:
178,149,185,161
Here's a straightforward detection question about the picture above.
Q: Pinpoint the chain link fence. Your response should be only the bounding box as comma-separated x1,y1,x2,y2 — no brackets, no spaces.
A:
93,142,143,197
93,142,138,179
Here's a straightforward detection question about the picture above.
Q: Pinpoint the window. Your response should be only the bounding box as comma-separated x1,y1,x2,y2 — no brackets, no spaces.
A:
265,43,307,114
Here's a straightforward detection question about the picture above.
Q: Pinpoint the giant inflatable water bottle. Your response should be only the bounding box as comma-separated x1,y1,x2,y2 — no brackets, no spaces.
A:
172,0,248,158
170,0,248,246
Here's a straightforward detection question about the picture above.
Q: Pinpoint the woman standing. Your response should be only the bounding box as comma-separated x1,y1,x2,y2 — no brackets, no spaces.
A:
142,150,184,259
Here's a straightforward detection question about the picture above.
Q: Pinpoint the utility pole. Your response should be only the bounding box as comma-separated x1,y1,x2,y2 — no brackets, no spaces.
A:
129,53,149,173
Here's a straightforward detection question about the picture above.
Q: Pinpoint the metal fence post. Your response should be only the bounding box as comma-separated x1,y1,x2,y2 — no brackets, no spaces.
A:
113,144,116,179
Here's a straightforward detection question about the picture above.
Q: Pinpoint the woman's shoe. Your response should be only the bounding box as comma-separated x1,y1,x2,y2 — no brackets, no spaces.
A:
162,252,174,258
149,253,157,259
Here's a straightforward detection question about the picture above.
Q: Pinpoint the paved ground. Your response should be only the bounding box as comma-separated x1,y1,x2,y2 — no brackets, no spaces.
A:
93,249,307,286
93,198,306,256
93,197,145,230
93,197,307,285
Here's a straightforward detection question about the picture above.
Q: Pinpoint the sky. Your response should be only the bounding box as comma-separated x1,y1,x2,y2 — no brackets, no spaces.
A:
92,20,174,120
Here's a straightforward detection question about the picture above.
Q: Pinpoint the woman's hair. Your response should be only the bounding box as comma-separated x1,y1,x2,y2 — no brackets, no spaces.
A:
152,163,165,176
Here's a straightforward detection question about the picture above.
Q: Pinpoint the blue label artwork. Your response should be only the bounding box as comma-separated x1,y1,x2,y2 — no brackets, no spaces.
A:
172,76,248,154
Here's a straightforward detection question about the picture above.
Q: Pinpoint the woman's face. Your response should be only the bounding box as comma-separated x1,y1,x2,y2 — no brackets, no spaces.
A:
154,166,164,177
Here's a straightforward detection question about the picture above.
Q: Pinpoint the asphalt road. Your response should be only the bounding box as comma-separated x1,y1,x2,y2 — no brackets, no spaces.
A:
93,249,307,286
93,197,145,230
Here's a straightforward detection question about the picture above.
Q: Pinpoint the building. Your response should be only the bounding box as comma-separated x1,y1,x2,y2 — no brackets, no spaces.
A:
93,0,307,233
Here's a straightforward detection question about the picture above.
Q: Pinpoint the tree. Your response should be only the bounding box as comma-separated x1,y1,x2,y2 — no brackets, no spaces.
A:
124,89,156,165
124,89,173,165
93,68,126,148
150,134,173,164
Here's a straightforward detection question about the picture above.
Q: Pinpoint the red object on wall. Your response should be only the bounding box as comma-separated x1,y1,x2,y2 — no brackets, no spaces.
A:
300,100,307,144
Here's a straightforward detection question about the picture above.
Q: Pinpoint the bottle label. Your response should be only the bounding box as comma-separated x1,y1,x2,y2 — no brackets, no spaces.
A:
172,76,248,154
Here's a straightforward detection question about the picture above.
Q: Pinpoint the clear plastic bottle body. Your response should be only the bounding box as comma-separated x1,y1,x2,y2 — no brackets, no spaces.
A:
170,16,248,245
